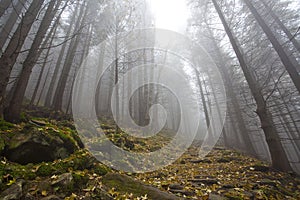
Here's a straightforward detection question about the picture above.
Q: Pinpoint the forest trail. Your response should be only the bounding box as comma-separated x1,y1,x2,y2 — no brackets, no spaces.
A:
0,117,299,200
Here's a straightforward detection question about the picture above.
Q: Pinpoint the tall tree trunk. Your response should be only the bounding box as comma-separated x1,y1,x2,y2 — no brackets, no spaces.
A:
36,66,51,106
44,2,81,107
212,0,292,171
0,0,27,50
207,31,257,156
29,28,56,106
4,0,58,122
0,0,45,116
52,2,87,111
261,0,300,53
66,24,92,115
243,0,300,94
29,2,66,106
0,0,11,18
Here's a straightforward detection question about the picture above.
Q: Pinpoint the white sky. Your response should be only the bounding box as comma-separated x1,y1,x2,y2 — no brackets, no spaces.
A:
148,0,190,33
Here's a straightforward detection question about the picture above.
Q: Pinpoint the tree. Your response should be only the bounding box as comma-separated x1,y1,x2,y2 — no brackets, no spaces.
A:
0,0,11,18
4,0,60,122
0,0,45,116
242,0,300,94
52,1,88,111
44,2,81,107
260,0,300,53
211,0,292,171
0,0,27,49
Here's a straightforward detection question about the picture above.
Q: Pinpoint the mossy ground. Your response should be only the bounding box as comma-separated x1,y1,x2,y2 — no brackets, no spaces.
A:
0,114,300,199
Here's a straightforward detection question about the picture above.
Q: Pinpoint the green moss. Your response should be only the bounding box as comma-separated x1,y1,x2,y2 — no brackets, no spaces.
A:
72,171,89,189
0,137,5,152
102,173,178,199
224,193,243,200
36,163,55,177
0,118,14,131
93,163,110,175
20,112,29,122
102,173,146,196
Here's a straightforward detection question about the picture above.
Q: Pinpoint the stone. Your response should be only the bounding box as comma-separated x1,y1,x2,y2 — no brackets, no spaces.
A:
251,165,269,172
102,173,181,200
30,119,47,126
24,193,35,200
222,184,235,189
188,178,218,185
168,183,184,190
40,195,62,200
217,157,232,163
213,146,226,150
169,189,195,196
209,193,227,200
3,127,79,164
51,173,73,187
0,179,25,200
257,179,277,187
190,159,212,164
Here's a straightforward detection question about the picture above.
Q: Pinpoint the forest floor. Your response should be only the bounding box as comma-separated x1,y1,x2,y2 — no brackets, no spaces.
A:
0,110,299,200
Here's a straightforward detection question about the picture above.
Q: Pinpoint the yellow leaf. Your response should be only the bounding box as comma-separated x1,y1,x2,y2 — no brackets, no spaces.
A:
6,179,16,186
41,190,47,196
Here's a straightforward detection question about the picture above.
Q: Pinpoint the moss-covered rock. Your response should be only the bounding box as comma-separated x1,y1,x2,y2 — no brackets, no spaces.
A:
102,173,180,200
36,163,56,177
2,122,83,165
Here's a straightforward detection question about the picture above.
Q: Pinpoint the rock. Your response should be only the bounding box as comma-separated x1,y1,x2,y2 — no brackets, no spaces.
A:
190,159,212,164
102,173,181,200
257,179,277,187
4,127,79,164
188,178,218,185
222,184,235,189
40,195,62,200
0,179,25,200
124,139,135,150
243,191,254,199
169,189,195,196
217,157,232,163
30,119,47,126
0,137,5,155
250,165,269,172
84,188,114,200
24,193,35,200
213,146,226,150
51,173,73,187
168,184,184,190
209,193,227,200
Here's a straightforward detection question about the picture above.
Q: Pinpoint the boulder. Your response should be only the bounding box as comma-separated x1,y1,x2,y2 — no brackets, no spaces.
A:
40,195,62,200
51,173,73,187
4,127,79,164
169,189,195,196
168,184,184,190
102,173,181,200
0,179,25,200
188,178,218,185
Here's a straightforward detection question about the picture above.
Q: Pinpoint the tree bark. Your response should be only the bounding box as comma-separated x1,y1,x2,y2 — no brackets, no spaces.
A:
4,0,58,122
29,0,67,106
0,0,45,116
29,24,58,106
44,2,81,107
212,0,292,171
0,0,27,49
243,0,300,94
207,29,257,156
52,2,87,111
261,0,300,53
0,0,11,18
